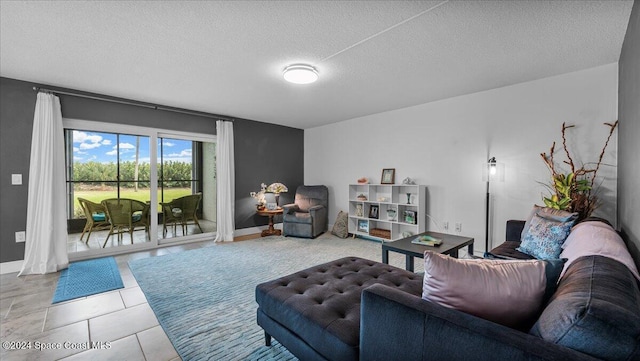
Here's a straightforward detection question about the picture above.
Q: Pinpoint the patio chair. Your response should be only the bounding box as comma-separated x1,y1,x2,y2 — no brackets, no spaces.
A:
161,198,184,236
77,197,110,243
101,198,150,247
160,193,203,236
180,193,203,234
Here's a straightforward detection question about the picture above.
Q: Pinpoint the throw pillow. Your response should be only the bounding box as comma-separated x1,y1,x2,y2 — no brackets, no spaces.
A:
517,213,576,260
331,211,349,238
520,205,578,241
560,220,640,281
422,251,564,330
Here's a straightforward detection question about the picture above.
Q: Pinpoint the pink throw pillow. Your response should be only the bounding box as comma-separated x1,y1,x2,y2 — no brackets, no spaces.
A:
560,221,640,281
422,251,562,329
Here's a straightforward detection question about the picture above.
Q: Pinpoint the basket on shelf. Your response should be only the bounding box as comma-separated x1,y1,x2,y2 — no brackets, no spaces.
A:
369,228,391,239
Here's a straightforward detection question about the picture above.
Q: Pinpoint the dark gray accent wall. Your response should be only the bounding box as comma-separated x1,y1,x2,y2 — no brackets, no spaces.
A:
618,0,640,270
0,77,304,263
234,120,304,229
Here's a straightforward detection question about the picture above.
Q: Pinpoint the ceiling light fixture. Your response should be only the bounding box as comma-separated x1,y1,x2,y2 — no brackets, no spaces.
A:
283,64,318,84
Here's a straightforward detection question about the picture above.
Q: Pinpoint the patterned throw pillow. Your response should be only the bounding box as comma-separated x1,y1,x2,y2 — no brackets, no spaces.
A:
331,211,349,238
517,213,576,260
521,205,578,241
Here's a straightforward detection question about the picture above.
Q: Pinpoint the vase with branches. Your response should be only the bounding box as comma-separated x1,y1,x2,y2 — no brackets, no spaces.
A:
540,120,617,220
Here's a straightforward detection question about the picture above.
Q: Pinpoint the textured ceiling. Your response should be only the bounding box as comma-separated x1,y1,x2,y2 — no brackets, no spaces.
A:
0,1,633,129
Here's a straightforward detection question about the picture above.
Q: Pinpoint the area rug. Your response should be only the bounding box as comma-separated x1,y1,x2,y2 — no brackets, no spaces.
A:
52,256,124,303
128,234,404,360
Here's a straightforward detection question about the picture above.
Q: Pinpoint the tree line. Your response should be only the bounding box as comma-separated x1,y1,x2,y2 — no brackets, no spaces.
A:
72,161,194,187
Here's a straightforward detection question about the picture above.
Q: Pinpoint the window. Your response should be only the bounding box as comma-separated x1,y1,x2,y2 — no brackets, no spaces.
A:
63,121,217,254
65,130,151,219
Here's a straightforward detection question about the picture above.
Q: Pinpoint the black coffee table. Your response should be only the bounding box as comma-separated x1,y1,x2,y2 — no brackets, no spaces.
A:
382,231,474,272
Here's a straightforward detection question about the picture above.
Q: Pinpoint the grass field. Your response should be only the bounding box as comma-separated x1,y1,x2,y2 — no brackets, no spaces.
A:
73,188,193,217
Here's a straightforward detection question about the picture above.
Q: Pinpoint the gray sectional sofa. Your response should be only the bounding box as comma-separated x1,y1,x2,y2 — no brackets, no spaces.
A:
256,219,640,360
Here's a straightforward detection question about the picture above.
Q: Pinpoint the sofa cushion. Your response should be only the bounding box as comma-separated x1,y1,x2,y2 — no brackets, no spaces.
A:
487,241,534,260
560,220,640,281
530,255,640,361
517,212,576,260
422,251,564,330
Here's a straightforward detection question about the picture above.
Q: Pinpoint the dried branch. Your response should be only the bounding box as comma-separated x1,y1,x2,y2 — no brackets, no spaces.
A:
590,120,618,188
561,123,576,173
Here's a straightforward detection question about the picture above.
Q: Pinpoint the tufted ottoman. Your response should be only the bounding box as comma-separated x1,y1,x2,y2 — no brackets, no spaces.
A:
255,257,423,361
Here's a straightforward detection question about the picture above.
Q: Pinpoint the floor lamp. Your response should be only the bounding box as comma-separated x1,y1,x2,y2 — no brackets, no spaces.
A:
483,157,503,257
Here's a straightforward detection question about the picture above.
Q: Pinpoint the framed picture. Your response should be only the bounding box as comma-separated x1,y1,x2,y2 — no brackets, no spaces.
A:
357,220,369,233
381,168,395,184
404,210,417,224
369,205,379,219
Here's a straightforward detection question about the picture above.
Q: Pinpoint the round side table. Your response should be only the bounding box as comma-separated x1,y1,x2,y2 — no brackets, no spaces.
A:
256,208,284,237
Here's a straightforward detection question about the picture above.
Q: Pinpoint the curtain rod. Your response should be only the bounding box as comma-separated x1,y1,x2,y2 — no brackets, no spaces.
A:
32,86,234,121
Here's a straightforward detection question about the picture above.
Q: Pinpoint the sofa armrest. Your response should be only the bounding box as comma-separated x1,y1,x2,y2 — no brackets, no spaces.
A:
282,203,299,213
308,204,325,214
506,219,526,242
360,284,597,361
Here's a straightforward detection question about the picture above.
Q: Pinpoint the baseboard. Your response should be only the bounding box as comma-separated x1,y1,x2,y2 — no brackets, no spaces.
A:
1,224,287,274
1,260,23,275
233,224,281,237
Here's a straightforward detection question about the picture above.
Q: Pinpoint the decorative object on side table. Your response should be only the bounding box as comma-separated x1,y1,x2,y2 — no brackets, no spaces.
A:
540,121,618,221
250,183,268,210
266,182,288,207
381,168,395,184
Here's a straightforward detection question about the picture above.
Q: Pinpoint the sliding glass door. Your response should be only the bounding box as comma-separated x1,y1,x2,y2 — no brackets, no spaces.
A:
63,119,216,258
158,137,217,240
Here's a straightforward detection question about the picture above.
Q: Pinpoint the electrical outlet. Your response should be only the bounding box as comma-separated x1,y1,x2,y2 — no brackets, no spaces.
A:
455,222,462,233
15,231,25,243
442,221,449,231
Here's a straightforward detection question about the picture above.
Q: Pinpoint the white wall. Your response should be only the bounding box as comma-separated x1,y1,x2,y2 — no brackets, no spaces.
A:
305,63,618,256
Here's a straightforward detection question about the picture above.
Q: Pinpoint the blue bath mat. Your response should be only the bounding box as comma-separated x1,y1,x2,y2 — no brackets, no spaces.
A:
52,257,124,303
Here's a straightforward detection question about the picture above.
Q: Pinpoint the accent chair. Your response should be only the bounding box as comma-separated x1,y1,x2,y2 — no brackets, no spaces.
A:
282,185,328,238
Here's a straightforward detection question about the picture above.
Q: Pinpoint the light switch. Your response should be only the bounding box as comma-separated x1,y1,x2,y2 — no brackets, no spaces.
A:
11,174,22,185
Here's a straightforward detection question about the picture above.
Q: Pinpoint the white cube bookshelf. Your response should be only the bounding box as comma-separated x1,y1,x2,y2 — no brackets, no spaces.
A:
348,184,426,242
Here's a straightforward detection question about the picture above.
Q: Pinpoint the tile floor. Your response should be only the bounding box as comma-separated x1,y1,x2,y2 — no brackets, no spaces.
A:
1,239,221,361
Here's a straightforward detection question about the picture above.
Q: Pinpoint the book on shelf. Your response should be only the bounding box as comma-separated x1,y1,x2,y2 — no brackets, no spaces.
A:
411,235,442,247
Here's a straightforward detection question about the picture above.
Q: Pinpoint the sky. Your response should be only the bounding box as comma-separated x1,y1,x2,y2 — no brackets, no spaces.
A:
72,130,193,164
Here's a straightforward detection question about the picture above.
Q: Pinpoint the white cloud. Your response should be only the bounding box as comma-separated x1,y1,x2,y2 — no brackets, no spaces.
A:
167,149,192,157
79,142,102,150
119,142,135,149
74,131,106,151
106,149,117,156
73,131,102,144
163,141,175,147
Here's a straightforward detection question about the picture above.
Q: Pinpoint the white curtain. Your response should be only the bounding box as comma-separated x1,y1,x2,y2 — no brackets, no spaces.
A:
214,120,235,242
19,92,69,276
